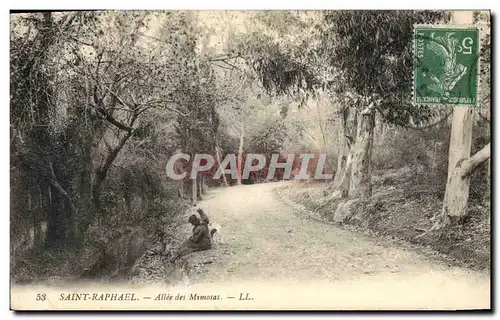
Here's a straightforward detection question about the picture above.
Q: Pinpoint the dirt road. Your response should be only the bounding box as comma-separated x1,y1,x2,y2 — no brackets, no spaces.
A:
183,182,490,310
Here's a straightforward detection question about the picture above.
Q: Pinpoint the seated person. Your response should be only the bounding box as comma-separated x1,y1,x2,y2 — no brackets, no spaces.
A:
170,214,211,262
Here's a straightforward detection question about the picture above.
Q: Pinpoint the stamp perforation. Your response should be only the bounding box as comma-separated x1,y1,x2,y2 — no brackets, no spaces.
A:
412,23,483,108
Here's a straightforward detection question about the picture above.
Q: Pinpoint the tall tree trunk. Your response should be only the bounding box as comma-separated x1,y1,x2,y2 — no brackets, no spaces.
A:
484,158,491,203
348,108,375,199
437,11,475,227
378,120,386,144
92,129,135,214
201,175,207,194
197,176,203,199
446,107,473,183
77,138,94,241
211,106,227,187
316,101,328,153
333,108,349,189
483,103,491,204
33,12,65,247
333,107,358,193
215,144,228,187
178,180,185,200
191,177,197,205
191,149,198,204
236,125,244,185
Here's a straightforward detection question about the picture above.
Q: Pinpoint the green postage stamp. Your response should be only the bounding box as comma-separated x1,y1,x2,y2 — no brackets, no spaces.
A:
413,25,480,106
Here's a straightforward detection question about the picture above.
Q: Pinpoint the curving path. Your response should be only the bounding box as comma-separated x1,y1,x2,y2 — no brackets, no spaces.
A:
183,182,490,310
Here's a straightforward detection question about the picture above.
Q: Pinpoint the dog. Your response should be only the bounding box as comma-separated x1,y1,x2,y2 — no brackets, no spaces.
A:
208,222,223,246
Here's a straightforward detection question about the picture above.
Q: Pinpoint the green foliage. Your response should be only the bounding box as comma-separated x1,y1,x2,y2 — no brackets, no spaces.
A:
10,11,205,275
321,10,443,126
247,33,320,96
232,12,324,99
249,119,288,153
230,11,445,127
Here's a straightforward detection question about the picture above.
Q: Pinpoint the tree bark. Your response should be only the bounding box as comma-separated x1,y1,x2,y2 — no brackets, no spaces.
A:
201,175,207,194
236,125,244,185
211,105,227,187
441,143,490,224
333,107,358,195
77,138,94,240
191,177,197,205
446,107,473,183
178,180,185,200
435,11,476,228
92,128,135,213
348,107,375,199
191,152,198,204
316,101,329,153
484,158,491,203
197,176,204,199
215,144,229,187
32,12,64,248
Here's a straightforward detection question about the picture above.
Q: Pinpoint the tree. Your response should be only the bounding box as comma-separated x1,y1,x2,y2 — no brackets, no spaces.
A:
319,11,443,199
68,11,199,213
11,12,80,247
431,11,491,229
10,11,204,249
216,77,273,185
228,11,443,200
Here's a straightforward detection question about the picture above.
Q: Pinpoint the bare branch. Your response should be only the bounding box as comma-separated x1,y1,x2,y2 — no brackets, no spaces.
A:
95,129,135,188
208,54,242,62
463,143,491,177
102,135,114,153
104,86,133,109
108,107,135,113
211,62,233,70
68,36,93,47
49,161,77,213
95,112,140,189
136,99,189,117
92,104,133,132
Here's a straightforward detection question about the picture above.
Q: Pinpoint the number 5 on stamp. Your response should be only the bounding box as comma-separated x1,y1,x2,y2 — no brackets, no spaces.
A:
413,25,479,106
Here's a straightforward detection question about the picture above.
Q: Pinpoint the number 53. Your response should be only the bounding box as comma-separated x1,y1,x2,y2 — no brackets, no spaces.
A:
36,293,46,301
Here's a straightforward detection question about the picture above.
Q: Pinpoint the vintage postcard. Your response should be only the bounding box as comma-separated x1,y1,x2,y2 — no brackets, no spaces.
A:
10,9,491,311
